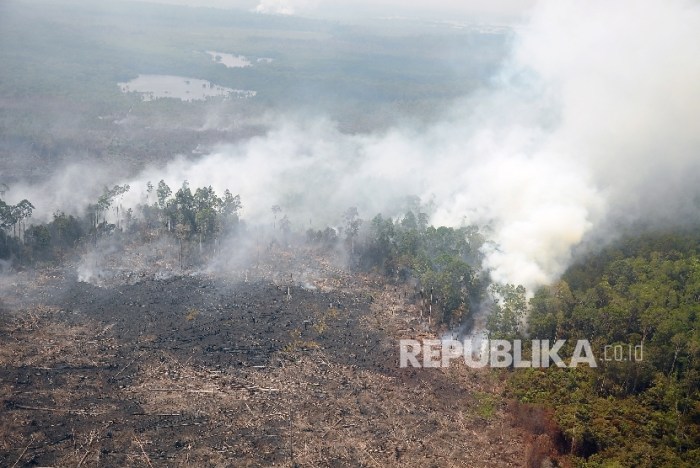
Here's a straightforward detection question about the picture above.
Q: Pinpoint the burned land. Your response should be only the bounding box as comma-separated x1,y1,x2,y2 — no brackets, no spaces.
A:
0,249,529,467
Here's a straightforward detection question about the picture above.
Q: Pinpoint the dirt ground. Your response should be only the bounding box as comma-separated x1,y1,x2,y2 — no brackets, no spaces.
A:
0,248,529,467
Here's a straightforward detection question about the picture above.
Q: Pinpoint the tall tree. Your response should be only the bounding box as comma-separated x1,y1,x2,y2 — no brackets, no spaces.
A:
343,207,362,256
156,180,172,210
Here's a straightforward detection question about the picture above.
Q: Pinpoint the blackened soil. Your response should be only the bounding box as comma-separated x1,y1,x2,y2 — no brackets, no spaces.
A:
0,273,525,467
56,276,385,370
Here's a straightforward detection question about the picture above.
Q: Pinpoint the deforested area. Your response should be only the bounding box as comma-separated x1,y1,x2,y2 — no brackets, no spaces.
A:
1,0,700,467
0,249,527,466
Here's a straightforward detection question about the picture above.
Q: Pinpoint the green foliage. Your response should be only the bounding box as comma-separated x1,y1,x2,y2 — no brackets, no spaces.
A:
487,283,527,340
48,212,84,248
469,391,498,420
306,226,339,248
0,179,243,266
360,209,487,327
156,180,172,209
0,229,22,260
0,193,79,263
139,181,242,249
343,206,362,255
509,232,700,466
86,184,130,236
0,196,35,260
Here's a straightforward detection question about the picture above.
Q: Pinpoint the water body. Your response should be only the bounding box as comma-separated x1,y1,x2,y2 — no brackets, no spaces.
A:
206,51,274,67
206,51,251,68
118,75,256,102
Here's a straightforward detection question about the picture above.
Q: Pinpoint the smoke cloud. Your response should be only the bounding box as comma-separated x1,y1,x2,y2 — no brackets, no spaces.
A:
10,0,700,290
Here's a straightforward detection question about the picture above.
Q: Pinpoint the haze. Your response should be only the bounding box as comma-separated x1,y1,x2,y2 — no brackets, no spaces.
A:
2,0,700,290
130,0,536,20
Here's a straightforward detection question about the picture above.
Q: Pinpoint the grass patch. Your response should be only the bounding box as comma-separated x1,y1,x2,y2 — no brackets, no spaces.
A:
469,391,498,420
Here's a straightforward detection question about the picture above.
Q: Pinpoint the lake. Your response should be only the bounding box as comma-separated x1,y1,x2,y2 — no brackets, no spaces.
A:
118,75,256,102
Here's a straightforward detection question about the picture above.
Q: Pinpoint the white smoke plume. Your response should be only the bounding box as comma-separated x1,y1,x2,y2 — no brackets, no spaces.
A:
10,0,700,291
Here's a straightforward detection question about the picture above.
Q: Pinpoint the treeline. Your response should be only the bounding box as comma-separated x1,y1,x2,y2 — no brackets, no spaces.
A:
0,180,242,265
305,205,492,328
2,187,495,329
139,180,242,244
354,210,490,329
504,230,700,467
0,197,35,260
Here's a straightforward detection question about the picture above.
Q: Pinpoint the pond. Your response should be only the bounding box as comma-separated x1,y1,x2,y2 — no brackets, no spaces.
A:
118,75,256,102
206,51,251,68
206,51,274,67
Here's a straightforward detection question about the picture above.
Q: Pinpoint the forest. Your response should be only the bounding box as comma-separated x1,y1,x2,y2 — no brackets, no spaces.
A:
509,231,700,466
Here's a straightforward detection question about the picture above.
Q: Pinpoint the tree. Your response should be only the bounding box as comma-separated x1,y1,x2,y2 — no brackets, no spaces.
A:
193,186,222,247
221,190,242,218
0,199,16,233
14,199,34,241
487,283,527,340
94,184,129,231
175,222,191,269
343,207,362,256
49,211,83,248
363,214,396,272
25,224,51,259
279,215,291,244
146,181,154,204
220,189,242,233
174,181,196,233
528,281,574,340
156,180,172,210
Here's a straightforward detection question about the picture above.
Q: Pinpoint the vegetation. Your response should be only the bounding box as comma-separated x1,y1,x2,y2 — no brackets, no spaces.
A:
0,197,34,260
357,209,489,328
502,230,700,467
0,181,241,265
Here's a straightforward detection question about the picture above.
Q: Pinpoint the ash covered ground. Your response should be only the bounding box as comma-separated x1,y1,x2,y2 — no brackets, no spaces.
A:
0,246,527,466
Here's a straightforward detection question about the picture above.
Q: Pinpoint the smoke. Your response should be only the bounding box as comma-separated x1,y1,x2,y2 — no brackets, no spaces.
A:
77,239,121,285
518,0,700,221
76,235,187,286
9,0,700,291
5,161,128,221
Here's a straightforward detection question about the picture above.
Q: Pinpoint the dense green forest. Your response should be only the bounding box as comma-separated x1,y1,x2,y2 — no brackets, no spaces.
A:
507,231,700,466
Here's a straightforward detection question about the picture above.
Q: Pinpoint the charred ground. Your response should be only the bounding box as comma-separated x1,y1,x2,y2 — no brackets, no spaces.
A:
0,251,528,467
